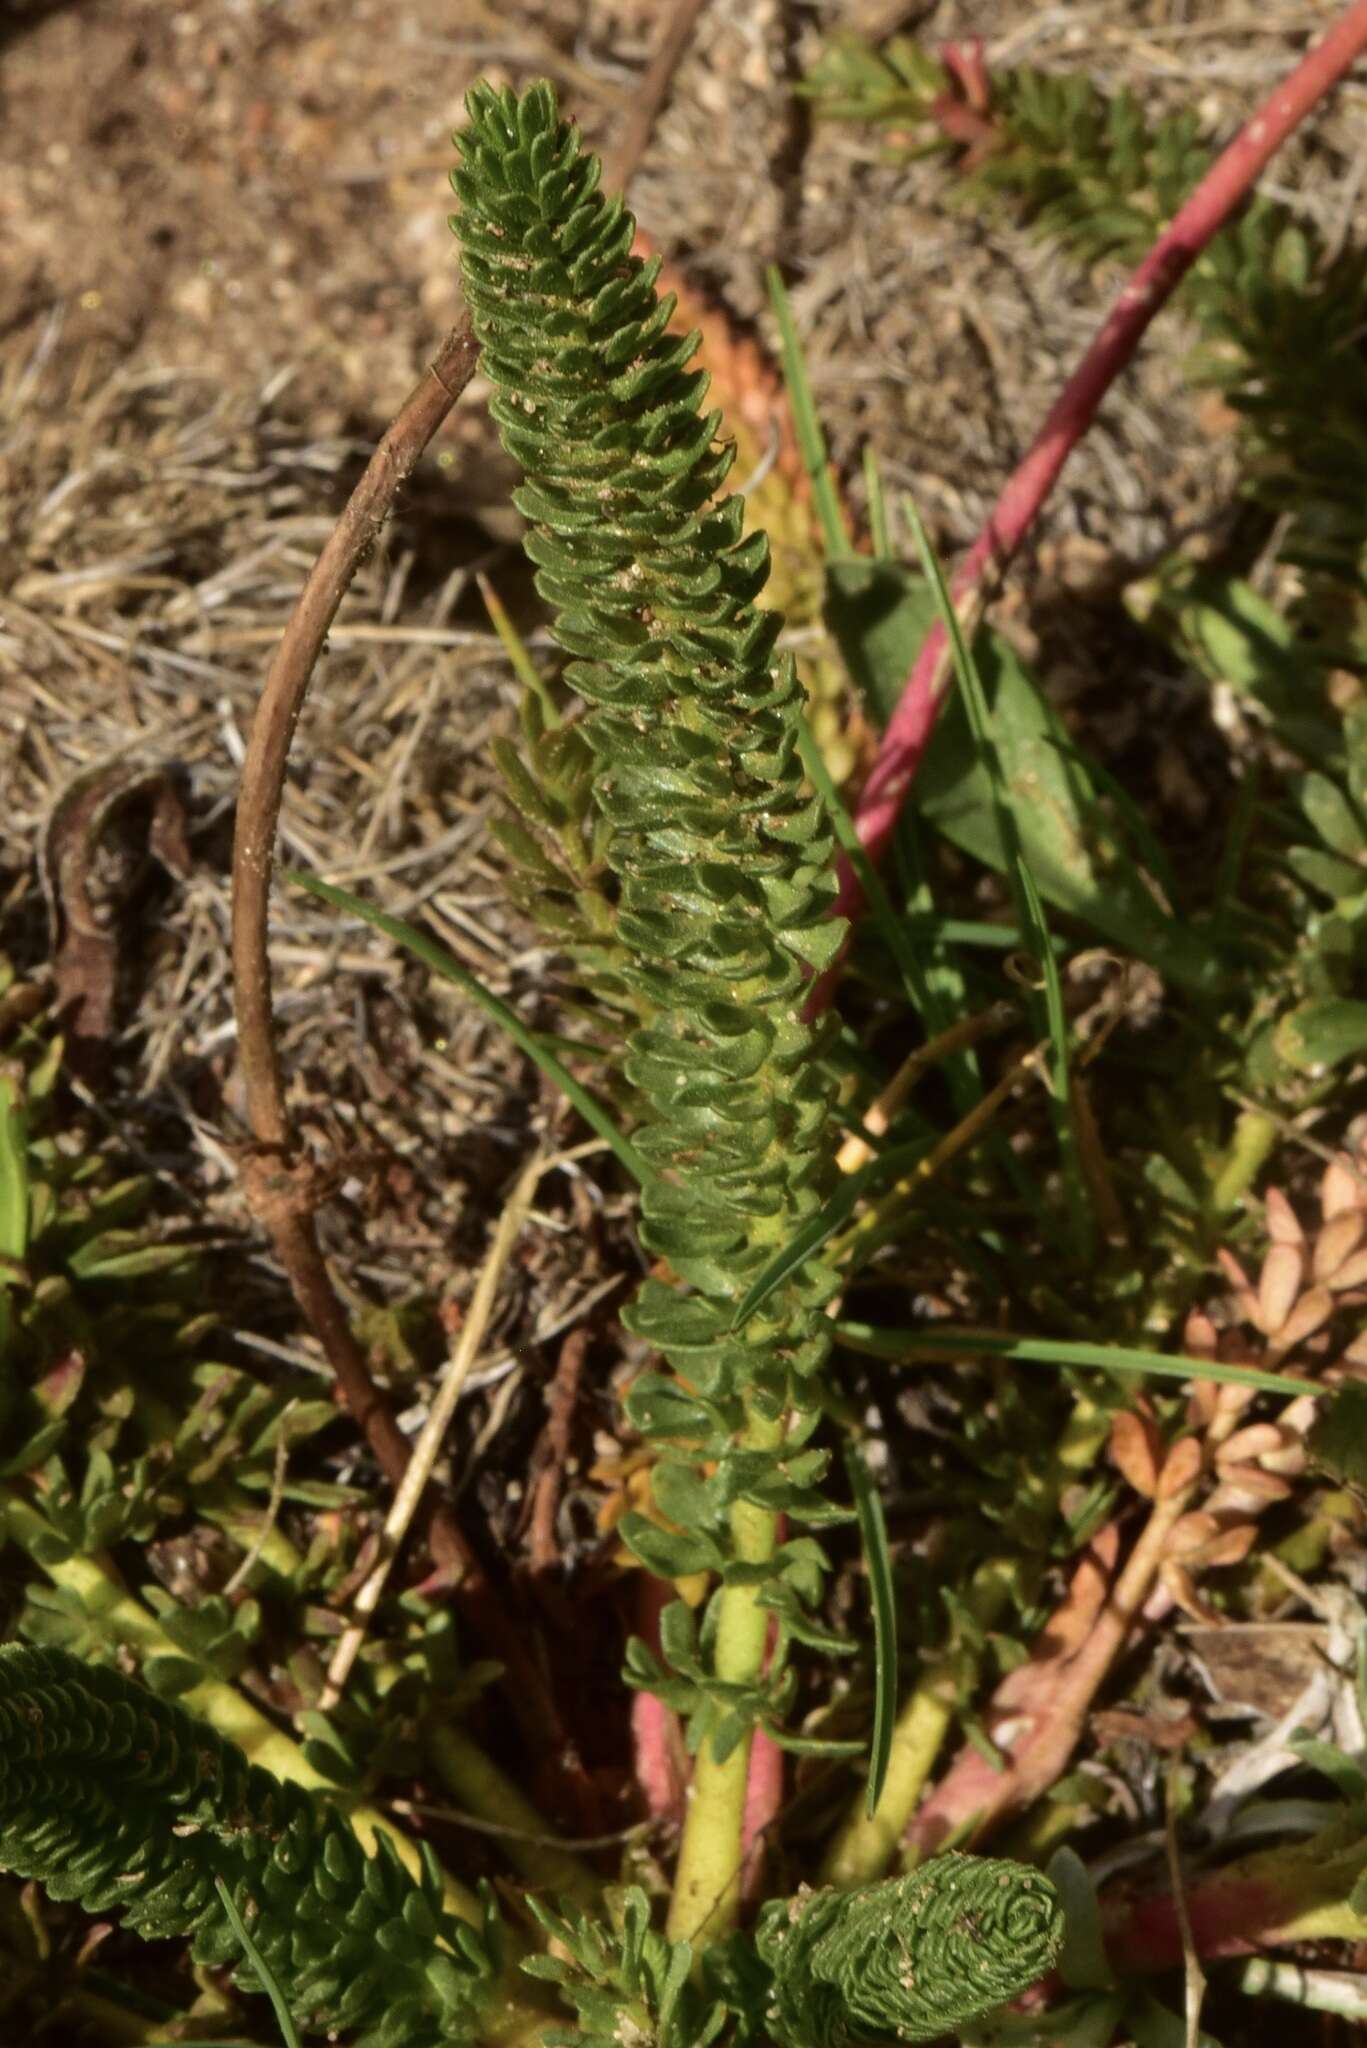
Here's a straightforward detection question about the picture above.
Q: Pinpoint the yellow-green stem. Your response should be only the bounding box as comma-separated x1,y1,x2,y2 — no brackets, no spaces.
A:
425,1723,599,1908
1211,1106,1279,1214
666,1412,782,1947
203,1485,585,1902
820,1558,1014,1889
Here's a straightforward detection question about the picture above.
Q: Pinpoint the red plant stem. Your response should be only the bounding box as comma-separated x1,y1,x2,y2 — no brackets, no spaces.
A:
740,1724,784,1903
632,1576,687,1824
829,0,1367,939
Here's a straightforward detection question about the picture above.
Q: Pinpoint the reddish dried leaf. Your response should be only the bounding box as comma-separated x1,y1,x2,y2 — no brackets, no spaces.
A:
1321,1155,1363,1221
1264,1185,1304,1247
1110,1410,1162,1498
1157,1435,1204,1500
1268,1285,1333,1356
1258,1240,1306,1336
1313,1211,1365,1284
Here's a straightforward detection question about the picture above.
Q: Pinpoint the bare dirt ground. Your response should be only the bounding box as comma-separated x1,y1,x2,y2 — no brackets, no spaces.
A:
2,0,1365,1483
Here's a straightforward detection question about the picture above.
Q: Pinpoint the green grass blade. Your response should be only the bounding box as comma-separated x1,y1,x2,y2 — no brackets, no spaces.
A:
288,872,651,1187
903,915,1068,953
835,1321,1312,1400
863,444,892,561
904,497,1087,1259
214,1878,303,2048
476,570,561,729
731,1137,933,1331
844,1439,897,1819
767,265,852,561
795,714,939,1026
0,1073,29,1265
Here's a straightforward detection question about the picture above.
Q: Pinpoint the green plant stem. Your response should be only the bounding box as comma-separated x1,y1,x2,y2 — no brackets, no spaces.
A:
425,1723,600,1909
1210,1105,1280,1213
666,1412,783,1947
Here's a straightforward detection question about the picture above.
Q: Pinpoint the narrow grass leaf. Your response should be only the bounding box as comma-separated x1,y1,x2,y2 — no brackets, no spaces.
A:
214,1878,303,2048
731,1137,932,1331
767,265,852,561
288,872,651,1187
0,1074,28,1265
835,1321,1312,1400
863,444,892,561
905,497,1087,1258
843,1439,897,1818
476,570,561,729
794,715,934,1019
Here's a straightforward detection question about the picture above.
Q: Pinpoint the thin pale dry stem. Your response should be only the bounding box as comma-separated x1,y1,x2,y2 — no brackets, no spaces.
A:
835,999,1017,1175
320,1147,552,1709
1165,1751,1208,2048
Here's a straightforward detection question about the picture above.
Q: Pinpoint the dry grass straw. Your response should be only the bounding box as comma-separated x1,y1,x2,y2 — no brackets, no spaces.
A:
0,314,630,1503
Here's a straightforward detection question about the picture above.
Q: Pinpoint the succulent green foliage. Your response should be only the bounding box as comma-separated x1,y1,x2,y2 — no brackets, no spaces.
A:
524,1888,727,2048
0,993,202,1480
756,1856,1064,2048
490,688,640,1029
0,1645,496,2048
451,81,847,1726
1126,561,1367,1091
0,976,338,1567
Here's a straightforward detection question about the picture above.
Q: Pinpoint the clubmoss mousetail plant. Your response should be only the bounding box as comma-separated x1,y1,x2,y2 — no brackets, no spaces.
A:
450,76,853,1946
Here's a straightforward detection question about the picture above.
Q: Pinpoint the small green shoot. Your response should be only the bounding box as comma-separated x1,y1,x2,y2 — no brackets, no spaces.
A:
863,444,892,560
794,714,938,1022
476,570,561,730
0,1073,29,1266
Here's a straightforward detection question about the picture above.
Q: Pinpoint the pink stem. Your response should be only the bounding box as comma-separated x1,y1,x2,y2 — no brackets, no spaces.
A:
828,0,1367,942
740,1721,784,1903
631,1576,687,1824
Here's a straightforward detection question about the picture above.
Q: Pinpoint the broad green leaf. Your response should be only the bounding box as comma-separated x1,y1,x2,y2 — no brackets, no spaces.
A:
1287,846,1367,902
1307,1381,1367,1498
1048,1847,1114,1992
906,498,1086,1260
1126,1992,1225,2048
1274,996,1367,1074
1286,1733,1367,1803
1297,771,1367,859
826,559,1225,994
